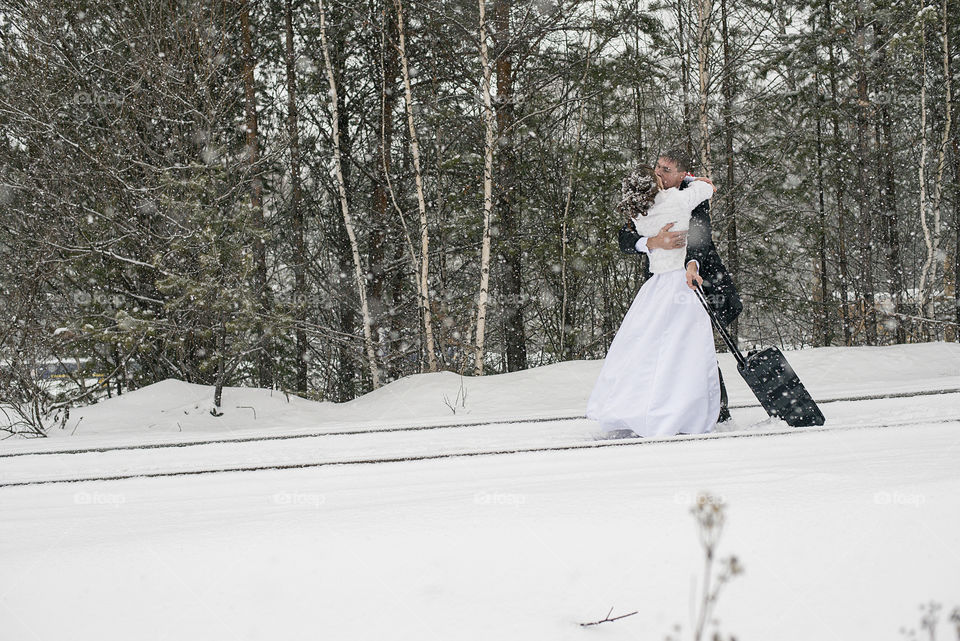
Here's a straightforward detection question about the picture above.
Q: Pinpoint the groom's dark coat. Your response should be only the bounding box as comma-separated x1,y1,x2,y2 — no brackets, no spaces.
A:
618,180,742,327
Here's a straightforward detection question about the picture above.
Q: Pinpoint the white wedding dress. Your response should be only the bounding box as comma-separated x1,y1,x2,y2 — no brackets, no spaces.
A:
586,181,721,437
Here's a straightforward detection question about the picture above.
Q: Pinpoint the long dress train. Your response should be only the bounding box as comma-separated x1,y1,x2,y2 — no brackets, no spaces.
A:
586,269,720,437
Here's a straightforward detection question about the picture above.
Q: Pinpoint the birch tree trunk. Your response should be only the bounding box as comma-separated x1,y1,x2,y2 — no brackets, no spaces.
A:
317,0,382,389
917,5,933,327
395,0,438,372
474,0,495,376
375,2,428,378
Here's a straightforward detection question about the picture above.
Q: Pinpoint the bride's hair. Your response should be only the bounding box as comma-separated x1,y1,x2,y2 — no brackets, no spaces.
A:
618,166,659,219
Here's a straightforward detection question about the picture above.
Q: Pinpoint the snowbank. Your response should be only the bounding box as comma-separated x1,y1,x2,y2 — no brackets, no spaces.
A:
12,341,960,441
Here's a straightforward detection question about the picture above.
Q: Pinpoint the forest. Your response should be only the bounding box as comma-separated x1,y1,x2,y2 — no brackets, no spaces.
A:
0,0,956,425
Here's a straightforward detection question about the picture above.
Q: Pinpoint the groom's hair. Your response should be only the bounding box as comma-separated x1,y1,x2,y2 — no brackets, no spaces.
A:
659,148,694,173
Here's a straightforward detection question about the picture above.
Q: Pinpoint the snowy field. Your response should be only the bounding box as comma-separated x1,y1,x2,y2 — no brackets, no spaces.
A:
1,343,959,640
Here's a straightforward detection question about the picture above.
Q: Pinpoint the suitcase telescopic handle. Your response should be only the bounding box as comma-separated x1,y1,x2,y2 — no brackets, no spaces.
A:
694,283,746,368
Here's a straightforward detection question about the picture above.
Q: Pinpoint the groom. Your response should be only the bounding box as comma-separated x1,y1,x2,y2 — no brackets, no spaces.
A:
618,149,742,422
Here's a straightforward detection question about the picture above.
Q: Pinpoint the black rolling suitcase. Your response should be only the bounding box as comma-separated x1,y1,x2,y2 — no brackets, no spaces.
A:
694,285,825,427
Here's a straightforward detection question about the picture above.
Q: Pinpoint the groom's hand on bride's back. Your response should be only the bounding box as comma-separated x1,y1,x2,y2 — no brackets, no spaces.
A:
647,222,687,250
693,176,715,190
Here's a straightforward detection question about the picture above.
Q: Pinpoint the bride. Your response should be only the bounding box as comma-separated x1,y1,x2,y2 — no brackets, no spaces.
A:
586,166,720,438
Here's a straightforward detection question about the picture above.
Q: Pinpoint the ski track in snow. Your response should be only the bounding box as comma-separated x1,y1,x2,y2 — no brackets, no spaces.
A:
1,416,958,641
2,390,958,487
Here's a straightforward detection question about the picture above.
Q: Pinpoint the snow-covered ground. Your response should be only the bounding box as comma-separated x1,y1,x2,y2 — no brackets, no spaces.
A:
5,341,959,443
1,343,959,640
